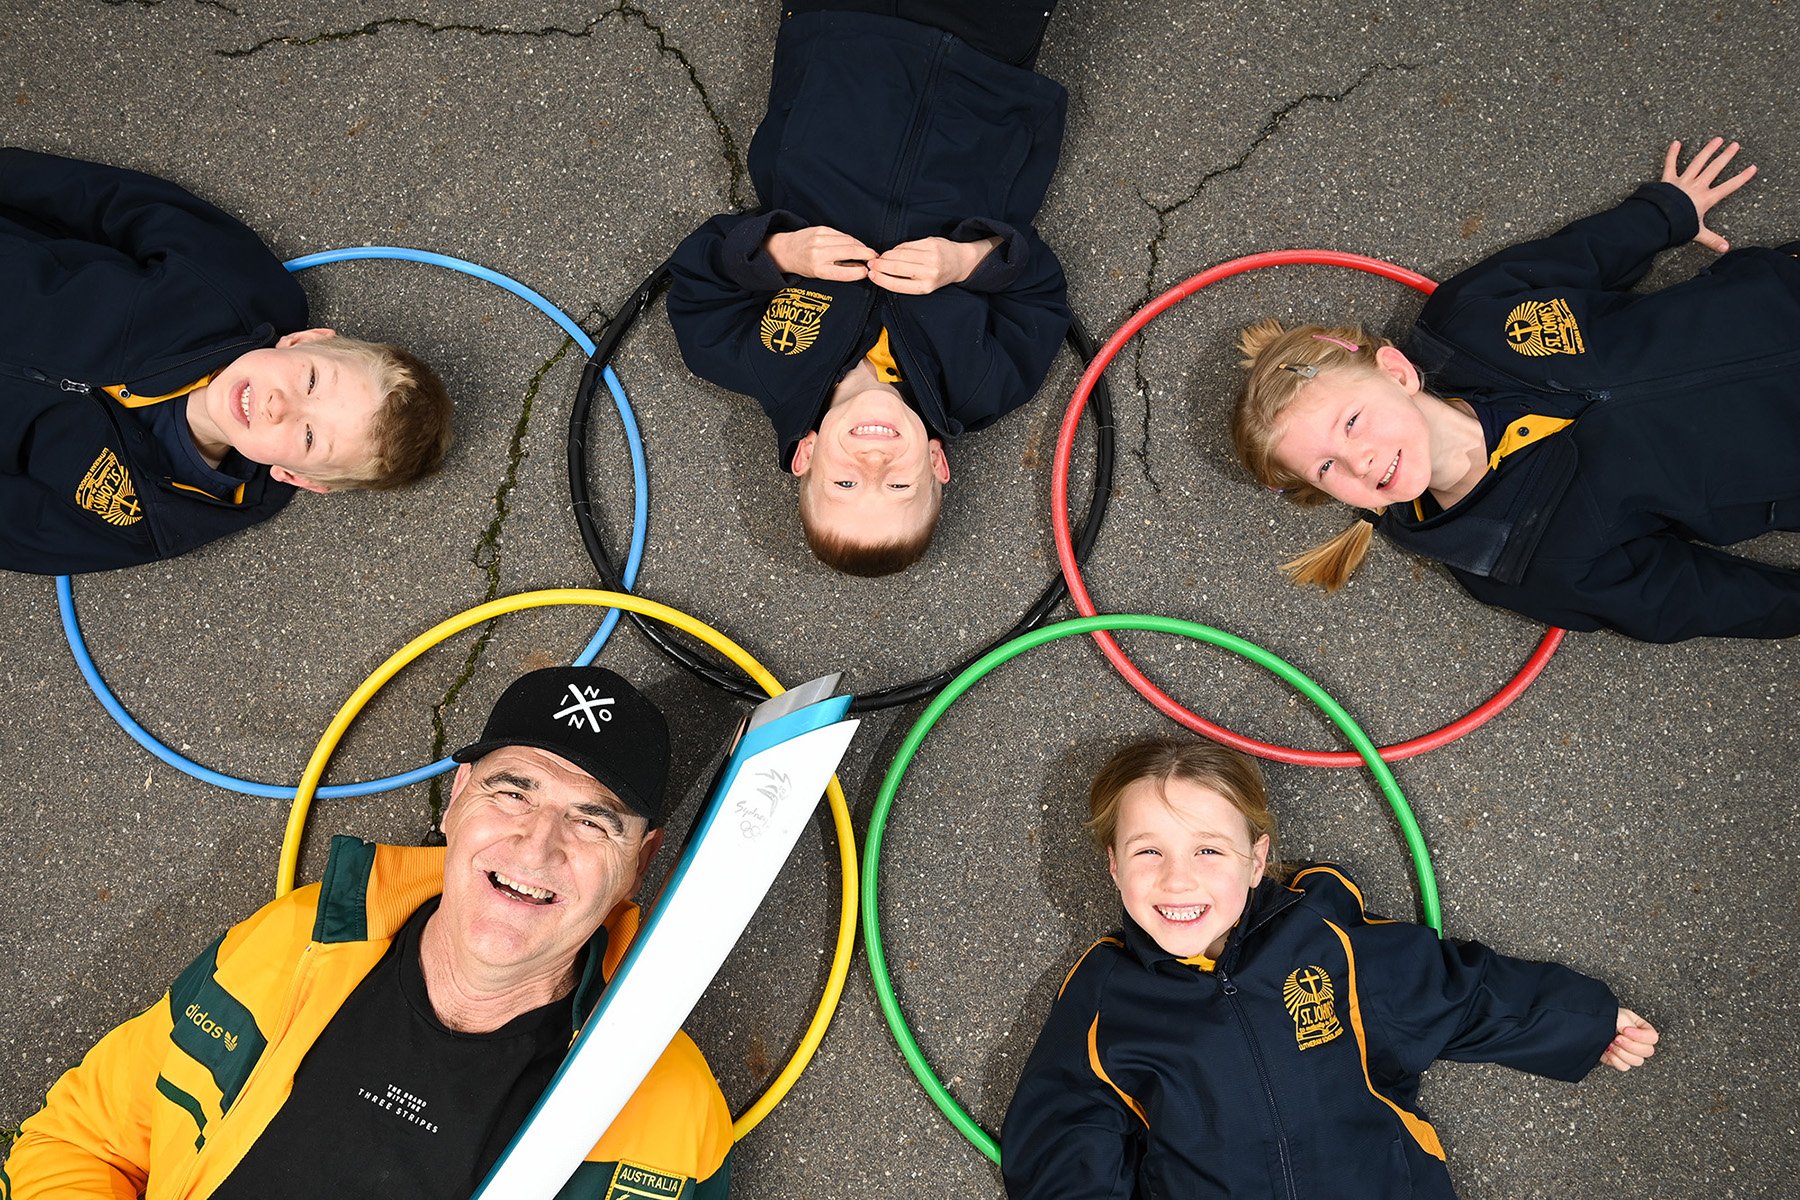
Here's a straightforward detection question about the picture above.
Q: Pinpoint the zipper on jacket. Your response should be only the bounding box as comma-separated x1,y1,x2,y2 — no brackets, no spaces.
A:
2,362,94,393
1541,378,1608,405
883,303,946,425
878,32,951,249
1218,966,1300,1200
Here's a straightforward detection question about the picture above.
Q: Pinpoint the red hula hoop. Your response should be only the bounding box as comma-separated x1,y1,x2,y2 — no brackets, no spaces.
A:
1051,249,1565,767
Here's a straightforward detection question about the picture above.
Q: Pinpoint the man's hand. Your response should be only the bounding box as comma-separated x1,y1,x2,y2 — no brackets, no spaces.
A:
868,235,1002,295
765,225,877,281
1600,1007,1660,1072
1662,137,1756,253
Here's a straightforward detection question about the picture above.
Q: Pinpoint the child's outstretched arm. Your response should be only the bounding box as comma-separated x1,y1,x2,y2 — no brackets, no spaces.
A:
1457,531,1800,642
0,149,306,357
1600,1007,1660,1072
1414,137,1755,318
0,148,274,272
1340,913,1621,1082
1661,137,1756,253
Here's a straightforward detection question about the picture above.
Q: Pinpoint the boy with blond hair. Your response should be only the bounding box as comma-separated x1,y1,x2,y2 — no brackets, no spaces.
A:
667,1,1071,576
1,148,452,574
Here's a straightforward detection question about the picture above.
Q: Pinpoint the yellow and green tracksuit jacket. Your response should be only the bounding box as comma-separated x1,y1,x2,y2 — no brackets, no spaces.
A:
2,836,732,1200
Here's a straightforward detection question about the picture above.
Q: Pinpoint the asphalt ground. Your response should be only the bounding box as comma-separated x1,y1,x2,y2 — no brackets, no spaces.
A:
2,1,1796,1196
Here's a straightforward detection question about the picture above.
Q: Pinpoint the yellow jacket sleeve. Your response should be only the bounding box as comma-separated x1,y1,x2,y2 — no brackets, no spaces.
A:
5,992,173,1200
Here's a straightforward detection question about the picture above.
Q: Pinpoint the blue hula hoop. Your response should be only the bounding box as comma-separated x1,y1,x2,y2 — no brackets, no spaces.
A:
57,247,648,800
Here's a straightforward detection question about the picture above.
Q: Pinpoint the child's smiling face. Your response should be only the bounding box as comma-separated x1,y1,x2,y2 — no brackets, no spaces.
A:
1268,348,1437,509
1108,776,1269,960
189,329,384,491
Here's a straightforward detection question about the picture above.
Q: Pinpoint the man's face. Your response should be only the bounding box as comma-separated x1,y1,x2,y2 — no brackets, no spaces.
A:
191,329,383,491
790,385,950,538
438,745,660,983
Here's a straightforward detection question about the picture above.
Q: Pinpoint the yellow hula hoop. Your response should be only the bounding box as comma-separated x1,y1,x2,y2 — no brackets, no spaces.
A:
275,588,858,1141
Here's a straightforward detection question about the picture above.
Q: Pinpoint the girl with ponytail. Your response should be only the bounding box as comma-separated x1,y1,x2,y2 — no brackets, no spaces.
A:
1230,137,1800,642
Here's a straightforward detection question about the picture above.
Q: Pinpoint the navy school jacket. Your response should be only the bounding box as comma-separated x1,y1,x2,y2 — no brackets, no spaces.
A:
0,148,303,574
1002,865,1618,1200
666,10,1072,469
1384,182,1800,641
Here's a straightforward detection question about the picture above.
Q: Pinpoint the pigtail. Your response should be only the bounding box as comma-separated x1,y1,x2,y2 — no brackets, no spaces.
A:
1279,515,1377,591
1236,318,1290,369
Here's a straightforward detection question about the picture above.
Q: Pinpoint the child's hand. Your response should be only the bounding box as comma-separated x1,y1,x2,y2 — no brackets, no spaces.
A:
765,226,877,281
1662,137,1756,253
1600,1007,1659,1072
868,235,1000,295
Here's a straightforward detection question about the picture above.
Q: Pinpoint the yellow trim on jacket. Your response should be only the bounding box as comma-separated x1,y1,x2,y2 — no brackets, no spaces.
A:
1486,414,1573,472
1085,1015,1148,1129
865,328,903,383
1410,410,1575,521
1288,864,1397,925
1058,937,1122,998
102,374,249,505
1321,918,1447,1161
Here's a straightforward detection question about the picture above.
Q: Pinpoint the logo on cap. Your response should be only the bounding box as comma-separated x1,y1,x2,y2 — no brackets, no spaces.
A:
554,684,615,733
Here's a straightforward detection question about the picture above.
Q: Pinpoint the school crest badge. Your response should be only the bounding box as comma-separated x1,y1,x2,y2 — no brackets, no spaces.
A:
604,1161,686,1200
75,448,143,526
1503,299,1586,357
759,287,832,356
1283,964,1344,1051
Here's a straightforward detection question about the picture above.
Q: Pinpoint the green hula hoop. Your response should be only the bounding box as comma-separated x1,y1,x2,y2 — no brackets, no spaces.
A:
862,613,1442,1164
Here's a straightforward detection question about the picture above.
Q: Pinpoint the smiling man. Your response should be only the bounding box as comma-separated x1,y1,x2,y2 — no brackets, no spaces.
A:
3,667,733,1200
666,2,1072,576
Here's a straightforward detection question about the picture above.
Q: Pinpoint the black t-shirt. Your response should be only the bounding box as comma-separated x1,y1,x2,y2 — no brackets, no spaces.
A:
213,898,576,1199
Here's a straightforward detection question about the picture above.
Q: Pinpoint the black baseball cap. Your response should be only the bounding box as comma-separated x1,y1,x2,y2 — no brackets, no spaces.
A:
451,667,672,826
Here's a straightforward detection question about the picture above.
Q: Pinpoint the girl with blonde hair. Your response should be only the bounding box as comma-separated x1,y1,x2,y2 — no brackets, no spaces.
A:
1002,737,1657,1199
1233,138,1800,642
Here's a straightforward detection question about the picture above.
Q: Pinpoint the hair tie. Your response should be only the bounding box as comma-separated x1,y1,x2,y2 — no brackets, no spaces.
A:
1311,334,1361,353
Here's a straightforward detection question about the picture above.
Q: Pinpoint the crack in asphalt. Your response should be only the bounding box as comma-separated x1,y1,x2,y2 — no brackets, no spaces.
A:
1127,60,1421,492
424,335,575,829
214,2,747,207
103,0,243,14
609,0,750,209
216,14,608,58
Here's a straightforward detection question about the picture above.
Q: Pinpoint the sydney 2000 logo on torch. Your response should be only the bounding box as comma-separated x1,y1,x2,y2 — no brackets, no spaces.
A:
734,768,791,839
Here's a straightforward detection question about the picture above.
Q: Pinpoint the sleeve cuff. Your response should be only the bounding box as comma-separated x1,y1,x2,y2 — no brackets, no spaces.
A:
950,217,1026,291
1631,182,1702,248
720,208,811,291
